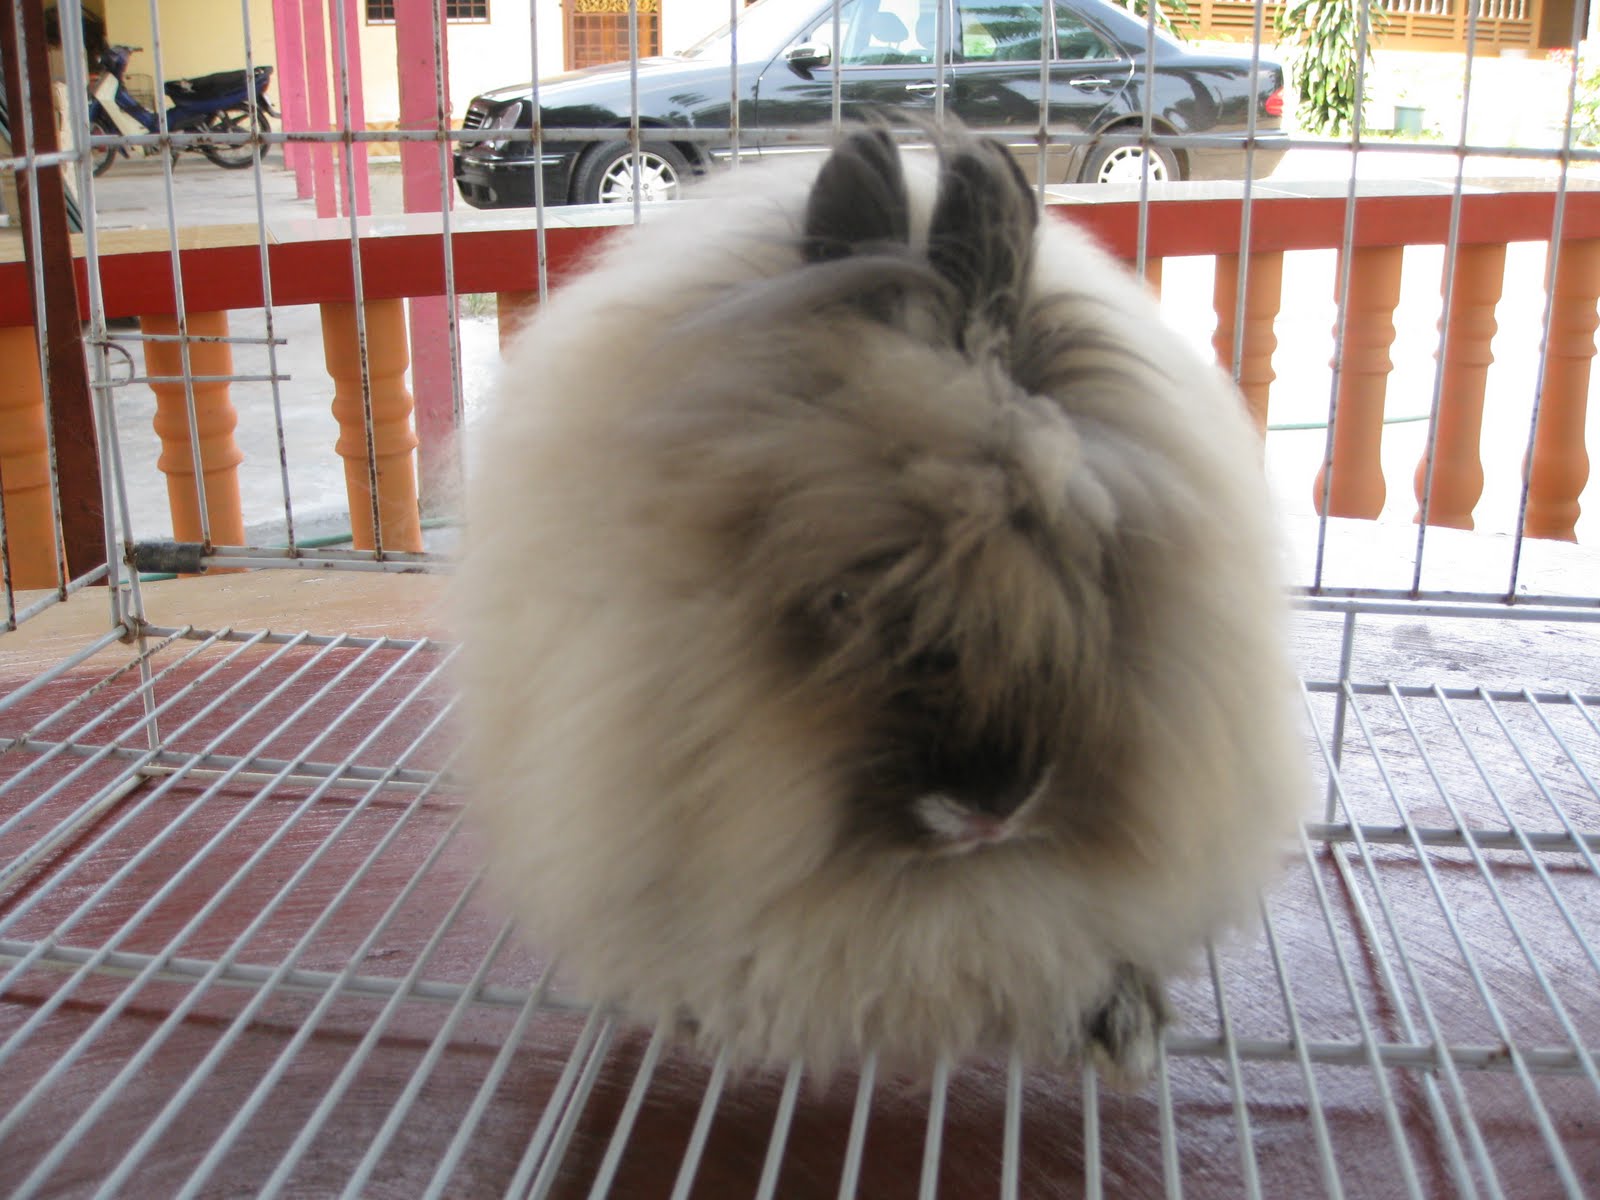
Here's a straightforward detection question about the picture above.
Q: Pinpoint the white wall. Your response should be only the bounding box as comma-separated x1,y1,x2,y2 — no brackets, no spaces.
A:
661,0,737,55
106,0,747,127
353,0,738,122
357,0,558,124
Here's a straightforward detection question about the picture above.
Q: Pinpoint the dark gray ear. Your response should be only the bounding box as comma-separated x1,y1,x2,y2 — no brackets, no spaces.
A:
927,136,1038,352
803,127,912,263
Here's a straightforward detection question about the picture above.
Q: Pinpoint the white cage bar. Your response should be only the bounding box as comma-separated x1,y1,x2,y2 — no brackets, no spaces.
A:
2,0,1598,1192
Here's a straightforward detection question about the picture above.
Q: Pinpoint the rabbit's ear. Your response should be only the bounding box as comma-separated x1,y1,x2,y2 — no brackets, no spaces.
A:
928,137,1038,354
803,127,912,263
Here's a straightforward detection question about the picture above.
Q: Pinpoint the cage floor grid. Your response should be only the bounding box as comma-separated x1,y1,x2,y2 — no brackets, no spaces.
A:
1,621,1597,1200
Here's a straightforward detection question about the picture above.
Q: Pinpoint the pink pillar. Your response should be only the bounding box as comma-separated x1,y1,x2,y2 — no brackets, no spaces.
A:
397,0,451,214
397,0,456,510
335,0,373,217
300,0,338,219
271,0,313,197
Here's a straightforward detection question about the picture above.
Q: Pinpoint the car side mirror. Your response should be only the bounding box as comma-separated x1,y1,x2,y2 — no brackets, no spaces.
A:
786,44,832,71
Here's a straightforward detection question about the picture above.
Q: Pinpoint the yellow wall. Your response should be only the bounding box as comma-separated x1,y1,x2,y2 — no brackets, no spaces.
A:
102,0,279,85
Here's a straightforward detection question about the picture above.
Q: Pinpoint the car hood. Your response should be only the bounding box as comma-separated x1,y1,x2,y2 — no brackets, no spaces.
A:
477,57,733,104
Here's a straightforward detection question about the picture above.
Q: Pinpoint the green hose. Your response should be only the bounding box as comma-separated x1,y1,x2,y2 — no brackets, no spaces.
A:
136,516,456,582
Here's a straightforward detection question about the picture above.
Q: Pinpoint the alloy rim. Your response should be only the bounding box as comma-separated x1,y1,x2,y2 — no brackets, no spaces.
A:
1097,145,1170,184
598,151,680,203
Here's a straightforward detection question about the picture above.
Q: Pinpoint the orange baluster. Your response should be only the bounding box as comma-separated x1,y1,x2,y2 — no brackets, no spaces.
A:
1414,243,1505,531
1212,251,1284,435
1143,257,1163,296
141,312,246,549
1122,257,1162,296
1523,238,1600,542
320,300,423,553
1314,245,1403,520
496,290,539,357
0,325,62,589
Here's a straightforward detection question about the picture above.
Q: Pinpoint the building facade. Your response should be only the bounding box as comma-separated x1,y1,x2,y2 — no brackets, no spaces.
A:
87,0,736,124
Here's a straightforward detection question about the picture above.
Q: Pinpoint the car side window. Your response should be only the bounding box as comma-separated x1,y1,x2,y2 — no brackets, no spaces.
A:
1054,4,1113,60
954,0,1047,63
795,0,860,60
951,1,1115,63
836,0,941,65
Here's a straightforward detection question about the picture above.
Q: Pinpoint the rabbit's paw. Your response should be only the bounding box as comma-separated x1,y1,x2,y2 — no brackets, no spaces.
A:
1084,963,1169,1091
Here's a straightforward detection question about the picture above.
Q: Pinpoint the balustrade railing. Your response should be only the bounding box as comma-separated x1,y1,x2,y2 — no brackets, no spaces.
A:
0,180,1594,594
1191,0,1537,49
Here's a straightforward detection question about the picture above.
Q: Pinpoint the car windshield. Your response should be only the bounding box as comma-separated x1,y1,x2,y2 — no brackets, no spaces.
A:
678,0,819,60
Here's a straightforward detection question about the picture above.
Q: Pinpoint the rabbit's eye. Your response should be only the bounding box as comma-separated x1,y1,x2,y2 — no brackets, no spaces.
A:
910,647,959,677
823,589,865,635
794,586,860,635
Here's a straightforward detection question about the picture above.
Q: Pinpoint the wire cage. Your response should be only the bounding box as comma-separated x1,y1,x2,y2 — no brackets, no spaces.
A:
1,0,1598,1194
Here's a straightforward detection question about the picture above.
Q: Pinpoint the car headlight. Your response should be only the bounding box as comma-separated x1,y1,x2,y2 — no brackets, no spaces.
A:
485,101,527,152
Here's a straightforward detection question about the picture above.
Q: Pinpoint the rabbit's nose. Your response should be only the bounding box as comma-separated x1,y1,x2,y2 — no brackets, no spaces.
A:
910,760,1051,849
924,729,1050,823
964,766,1046,821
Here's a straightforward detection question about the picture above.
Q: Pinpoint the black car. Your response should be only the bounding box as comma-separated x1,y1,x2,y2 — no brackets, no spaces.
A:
454,0,1287,208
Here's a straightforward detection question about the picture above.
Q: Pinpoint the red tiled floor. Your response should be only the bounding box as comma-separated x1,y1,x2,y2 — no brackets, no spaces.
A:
2,617,1597,1198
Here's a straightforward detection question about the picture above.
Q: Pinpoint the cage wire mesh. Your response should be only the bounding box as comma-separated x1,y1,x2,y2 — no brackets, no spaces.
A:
1,0,1598,1193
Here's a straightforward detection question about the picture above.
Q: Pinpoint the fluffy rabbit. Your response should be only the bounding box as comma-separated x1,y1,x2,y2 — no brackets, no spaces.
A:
456,127,1307,1084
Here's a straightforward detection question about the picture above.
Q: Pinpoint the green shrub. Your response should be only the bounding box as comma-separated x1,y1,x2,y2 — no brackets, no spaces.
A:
1553,50,1600,146
1275,0,1383,137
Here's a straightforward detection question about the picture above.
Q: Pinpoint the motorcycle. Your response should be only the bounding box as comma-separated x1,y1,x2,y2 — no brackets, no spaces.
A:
87,44,277,176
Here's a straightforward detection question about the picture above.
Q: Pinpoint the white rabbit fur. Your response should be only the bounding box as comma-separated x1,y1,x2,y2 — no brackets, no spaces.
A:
456,128,1307,1082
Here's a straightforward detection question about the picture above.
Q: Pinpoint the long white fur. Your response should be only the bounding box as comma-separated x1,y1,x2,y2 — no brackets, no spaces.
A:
455,140,1308,1078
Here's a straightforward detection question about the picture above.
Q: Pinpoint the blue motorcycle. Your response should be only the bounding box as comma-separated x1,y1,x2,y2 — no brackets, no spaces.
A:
87,43,276,176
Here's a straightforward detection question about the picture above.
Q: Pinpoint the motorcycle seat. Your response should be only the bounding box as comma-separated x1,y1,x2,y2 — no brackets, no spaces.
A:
165,65,272,105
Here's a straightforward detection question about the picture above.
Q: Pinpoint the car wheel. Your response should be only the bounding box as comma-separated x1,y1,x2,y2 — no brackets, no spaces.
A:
573,140,689,205
1082,139,1181,185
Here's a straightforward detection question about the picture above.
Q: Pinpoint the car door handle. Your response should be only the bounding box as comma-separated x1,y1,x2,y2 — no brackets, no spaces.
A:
905,81,951,95
1072,77,1116,90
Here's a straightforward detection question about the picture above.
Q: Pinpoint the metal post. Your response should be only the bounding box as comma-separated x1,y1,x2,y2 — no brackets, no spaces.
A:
0,0,105,585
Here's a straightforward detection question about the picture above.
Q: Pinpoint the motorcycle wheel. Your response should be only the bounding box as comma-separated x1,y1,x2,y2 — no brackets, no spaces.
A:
89,111,121,177
199,107,270,169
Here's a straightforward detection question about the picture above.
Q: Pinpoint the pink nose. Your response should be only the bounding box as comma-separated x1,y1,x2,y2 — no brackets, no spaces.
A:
952,813,1007,845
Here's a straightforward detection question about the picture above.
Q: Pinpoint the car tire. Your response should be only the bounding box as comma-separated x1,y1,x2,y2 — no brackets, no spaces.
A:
572,139,690,205
1081,138,1181,185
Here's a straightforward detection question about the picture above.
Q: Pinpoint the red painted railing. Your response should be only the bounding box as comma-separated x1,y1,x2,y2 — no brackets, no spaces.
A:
1,181,1595,588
